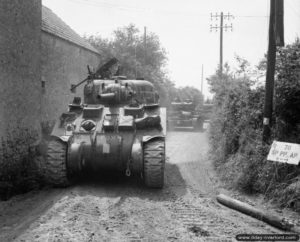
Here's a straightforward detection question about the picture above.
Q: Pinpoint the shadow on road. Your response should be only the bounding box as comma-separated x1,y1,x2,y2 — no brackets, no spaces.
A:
0,162,186,241
0,188,67,242
72,162,187,202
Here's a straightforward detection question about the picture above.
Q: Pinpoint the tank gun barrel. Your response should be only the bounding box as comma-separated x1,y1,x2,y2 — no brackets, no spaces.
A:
70,77,89,92
98,93,116,101
70,58,119,93
70,64,94,92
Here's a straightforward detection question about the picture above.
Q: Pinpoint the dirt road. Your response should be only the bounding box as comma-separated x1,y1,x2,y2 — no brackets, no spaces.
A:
0,130,298,241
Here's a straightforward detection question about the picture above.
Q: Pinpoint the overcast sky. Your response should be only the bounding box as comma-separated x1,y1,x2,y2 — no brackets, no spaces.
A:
43,0,300,99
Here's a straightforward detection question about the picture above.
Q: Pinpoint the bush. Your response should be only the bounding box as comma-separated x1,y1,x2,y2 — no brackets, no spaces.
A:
275,39,300,142
209,41,300,210
0,127,42,200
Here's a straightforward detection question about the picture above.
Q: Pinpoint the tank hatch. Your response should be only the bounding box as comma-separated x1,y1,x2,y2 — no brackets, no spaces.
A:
82,105,103,119
103,114,119,132
118,116,134,131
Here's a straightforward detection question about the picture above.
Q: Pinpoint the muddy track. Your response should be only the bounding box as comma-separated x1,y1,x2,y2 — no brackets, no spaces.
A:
1,129,299,241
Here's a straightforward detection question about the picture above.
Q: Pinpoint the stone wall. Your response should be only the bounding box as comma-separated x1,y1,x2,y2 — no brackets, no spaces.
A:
41,32,100,124
0,0,42,198
0,0,42,136
0,1,101,198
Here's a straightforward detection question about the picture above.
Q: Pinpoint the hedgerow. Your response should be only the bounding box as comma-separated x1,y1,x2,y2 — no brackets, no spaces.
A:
209,39,300,210
0,127,42,200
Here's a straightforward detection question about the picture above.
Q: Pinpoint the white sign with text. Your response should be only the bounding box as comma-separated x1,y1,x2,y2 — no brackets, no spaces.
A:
267,141,300,165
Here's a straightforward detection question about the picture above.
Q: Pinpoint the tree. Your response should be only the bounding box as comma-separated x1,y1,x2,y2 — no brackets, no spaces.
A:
274,39,300,141
86,24,203,106
175,86,204,107
86,24,174,105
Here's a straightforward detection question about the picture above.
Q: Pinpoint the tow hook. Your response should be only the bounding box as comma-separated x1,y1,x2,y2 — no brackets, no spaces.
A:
125,159,131,177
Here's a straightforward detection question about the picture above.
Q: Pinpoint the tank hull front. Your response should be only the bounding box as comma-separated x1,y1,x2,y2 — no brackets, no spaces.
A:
67,131,135,174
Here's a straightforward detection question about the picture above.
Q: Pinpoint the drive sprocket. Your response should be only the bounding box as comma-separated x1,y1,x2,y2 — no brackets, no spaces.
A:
143,139,165,188
43,139,70,187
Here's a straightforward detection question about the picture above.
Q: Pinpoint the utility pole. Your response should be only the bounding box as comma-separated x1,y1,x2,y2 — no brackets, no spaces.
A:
144,26,147,67
134,45,137,79
201,64,204,95
210,12,234,75
262,0,284,143
220,12,223,74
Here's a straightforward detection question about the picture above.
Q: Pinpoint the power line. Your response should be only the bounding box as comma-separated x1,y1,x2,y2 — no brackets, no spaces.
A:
235,15,268,18
65,0,205,16
63,0,269,18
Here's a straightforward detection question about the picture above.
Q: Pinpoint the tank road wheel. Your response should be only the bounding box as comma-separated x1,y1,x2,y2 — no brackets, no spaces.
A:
143,139,165,188
43,139,70,187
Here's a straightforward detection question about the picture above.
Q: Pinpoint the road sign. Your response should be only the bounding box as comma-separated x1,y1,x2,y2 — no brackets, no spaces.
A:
267,141,300,165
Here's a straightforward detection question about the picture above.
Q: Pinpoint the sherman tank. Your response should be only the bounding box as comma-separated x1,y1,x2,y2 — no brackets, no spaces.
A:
167,99,204,131
42,59,166,188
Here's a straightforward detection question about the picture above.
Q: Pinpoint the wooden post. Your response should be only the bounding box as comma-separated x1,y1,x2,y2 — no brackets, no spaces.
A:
262,0,276,143
275,0,284,46
216,194,299,232
201,64,204,95
144,26,147,67
219,12,223,75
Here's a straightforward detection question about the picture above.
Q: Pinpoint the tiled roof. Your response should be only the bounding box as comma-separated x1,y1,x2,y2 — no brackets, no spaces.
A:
42,6,100,54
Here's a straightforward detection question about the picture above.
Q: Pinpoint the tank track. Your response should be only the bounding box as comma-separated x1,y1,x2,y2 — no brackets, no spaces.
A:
143,139,165,188
43,139,70,187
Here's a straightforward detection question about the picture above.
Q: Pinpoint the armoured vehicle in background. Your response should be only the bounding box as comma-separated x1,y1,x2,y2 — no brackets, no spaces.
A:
42,58,166,188
167,99,204,131
199,103,214,121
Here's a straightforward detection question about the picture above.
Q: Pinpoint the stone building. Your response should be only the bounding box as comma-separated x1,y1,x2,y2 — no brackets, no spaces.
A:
0,0,101,180
0,0,42,137
41,6,100,123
